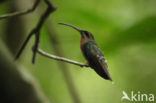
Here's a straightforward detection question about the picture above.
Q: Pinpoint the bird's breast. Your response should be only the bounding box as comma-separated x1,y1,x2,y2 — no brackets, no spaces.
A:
80,38,87,49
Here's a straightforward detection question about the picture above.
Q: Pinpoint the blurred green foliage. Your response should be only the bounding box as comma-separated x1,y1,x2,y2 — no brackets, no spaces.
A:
0,0,156,103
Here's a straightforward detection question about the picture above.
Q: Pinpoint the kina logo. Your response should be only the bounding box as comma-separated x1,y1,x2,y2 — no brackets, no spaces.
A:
121,91,154,102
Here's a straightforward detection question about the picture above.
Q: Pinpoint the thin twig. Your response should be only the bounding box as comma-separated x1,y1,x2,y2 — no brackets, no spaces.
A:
32,0,56,64
0,0,40,20
15,0,56,64
15,30,34,60
37,49,89,67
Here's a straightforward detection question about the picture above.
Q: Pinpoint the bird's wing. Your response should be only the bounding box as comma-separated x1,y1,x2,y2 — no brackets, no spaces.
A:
82,41,112,80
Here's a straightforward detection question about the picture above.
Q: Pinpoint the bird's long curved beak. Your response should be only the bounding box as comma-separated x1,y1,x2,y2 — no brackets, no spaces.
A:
58,23,82,32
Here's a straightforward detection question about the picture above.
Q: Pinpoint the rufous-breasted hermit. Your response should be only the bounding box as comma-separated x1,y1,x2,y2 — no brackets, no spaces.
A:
59,23,112,81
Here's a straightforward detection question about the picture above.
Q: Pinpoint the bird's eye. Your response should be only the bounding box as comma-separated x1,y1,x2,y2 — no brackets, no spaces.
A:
84,31,90,38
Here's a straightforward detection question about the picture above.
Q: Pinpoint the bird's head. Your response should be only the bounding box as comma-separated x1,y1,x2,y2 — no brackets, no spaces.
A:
59,23,94,41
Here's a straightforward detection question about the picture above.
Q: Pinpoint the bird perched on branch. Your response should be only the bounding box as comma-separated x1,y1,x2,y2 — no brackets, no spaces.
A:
59,23,112,81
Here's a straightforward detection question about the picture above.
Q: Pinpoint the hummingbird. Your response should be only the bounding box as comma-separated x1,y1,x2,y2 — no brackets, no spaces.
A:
59,23,112,81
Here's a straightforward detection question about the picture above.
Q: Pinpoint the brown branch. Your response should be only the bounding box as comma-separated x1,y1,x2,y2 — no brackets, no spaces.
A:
15,0,56,64
1,0,88,67
37,49,89,67
0,0,40,19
